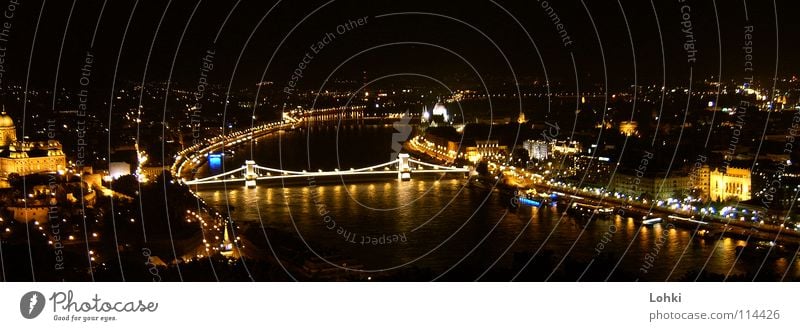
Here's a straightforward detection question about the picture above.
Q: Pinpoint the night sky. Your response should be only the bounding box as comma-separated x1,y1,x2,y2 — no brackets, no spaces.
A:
0,0,798,93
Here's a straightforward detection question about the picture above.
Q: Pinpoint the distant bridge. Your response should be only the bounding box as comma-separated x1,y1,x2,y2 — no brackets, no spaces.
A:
183,154,471,187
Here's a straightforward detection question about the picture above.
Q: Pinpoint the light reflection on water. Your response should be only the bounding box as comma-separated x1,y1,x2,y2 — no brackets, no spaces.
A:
193,124,799,280
197,178,800,280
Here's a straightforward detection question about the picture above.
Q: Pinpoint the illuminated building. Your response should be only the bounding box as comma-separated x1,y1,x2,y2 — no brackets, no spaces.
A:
431,100,449,120
522,139,581,161
690,165,711,200
552,140,581,155
619,121,638,136
141,165,170,179
466,140,507,163
0,111,66,178
421,98,452,127
109,162,132,179
607,165,752,202
0,110,16,146
517,112,527,124
609,170,693,200
220,222,240,258
709,167,752,202
523,140,549,160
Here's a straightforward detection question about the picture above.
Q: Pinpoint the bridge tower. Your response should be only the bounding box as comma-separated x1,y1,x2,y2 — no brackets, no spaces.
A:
398,153,411,180
244,160,257,188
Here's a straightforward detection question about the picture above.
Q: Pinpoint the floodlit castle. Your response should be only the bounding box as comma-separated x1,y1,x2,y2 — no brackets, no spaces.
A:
0,110,66,178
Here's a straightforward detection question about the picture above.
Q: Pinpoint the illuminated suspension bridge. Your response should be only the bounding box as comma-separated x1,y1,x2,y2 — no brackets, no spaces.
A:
183,154,471,187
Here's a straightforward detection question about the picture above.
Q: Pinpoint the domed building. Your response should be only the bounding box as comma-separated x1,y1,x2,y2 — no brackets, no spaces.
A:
431,101,449,121
420,97,452,127
0,110,66,178
0,111,16,146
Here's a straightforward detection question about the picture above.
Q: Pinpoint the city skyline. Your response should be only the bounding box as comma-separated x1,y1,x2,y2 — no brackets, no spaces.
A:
0,0,799,282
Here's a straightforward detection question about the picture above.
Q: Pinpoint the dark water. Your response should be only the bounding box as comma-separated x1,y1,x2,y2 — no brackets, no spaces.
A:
195,123,800,281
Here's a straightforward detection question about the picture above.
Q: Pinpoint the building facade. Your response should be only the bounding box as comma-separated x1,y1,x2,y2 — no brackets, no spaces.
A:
619,121,639,136
522,139,582,161
609,171,693,200
421,98,452,127
709,167,752,202
466,140,507,163
0,111,66,178
523,140,549,160
608,165,752,202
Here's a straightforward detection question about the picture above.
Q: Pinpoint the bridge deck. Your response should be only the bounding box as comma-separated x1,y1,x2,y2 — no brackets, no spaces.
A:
186,159,470,185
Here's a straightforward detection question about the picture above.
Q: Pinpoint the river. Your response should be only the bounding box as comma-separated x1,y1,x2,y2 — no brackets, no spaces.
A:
194,123,800,281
